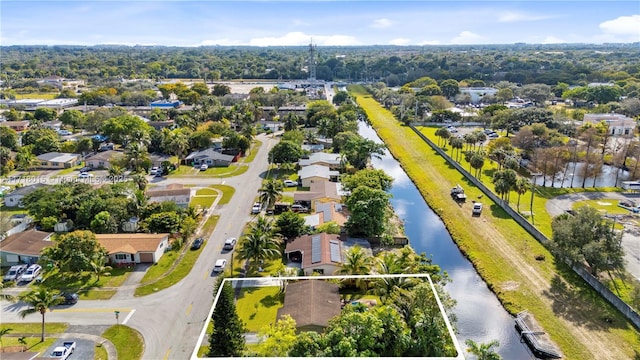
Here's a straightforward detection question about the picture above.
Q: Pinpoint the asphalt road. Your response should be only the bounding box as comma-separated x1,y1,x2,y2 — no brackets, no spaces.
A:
46,338,94,360
545,191,640,281
1,132,281,359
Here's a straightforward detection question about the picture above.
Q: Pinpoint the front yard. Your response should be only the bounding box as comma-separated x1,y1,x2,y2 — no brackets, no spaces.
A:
235,286,283,332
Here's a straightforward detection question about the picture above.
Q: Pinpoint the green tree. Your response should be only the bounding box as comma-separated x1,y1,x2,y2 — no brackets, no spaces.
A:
237,216,281,272
211,83,231,97
254,314,298,356
341,136,386,170
101,115,151,146
259,179,283,209
141,212,182,234
335,245,372,291
268,140,303,165
0,327,12,350
15,145,39,173
465,339,501,360
89,254,112,281
90,211,118,234
18,288,63,342
0,126,19,150
59,109,86,129
513,177,530,212
345,186,391,237
41,230,107,272
180,217,198,243
551,206,625,276
33,108,58,122
208,279,246,357
275,211,307,241
439,79,460,99
341,168,393,192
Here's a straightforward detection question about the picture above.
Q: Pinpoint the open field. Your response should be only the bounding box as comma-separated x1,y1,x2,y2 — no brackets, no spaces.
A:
350,85,639,360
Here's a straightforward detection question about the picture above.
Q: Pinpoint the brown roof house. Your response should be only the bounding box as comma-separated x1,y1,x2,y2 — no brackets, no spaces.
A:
0,230,53,266
96,233,169,264
85,150,121,169
146,183,192,207
284,233,343,275
277,279,341,333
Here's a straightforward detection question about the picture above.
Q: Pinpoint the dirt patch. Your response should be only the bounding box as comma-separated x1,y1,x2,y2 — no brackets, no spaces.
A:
500,281,520,291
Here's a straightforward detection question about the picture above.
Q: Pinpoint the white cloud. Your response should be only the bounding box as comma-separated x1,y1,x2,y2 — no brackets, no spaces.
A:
599,15,640,35
541,36,565,44
418,40,442,45
371,18,392,28
497,11,555,23
451,31,486,44
200,39,243,46
389,38,410,45
248,32,360,46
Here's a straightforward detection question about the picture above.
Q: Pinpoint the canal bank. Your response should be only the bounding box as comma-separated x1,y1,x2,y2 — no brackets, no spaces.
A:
351,85,639,359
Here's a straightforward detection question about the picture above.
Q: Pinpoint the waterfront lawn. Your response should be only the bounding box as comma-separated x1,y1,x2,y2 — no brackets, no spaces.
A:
235,286,283,332
350,85,640,359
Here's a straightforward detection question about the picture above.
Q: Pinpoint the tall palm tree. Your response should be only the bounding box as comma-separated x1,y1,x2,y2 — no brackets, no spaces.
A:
0,327,12,351
513,177,530,212
237,217,282,273
370,252,413,303
125,142,150,172
90,254,112,281
259,179,283,209
335,245,372,291
18,288,62,342
464,339,501,360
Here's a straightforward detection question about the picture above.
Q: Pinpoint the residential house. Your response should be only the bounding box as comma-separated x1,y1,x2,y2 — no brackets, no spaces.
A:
147,120,175,131
149,153,174,168
284,233,343,275
42,120,62,130
276,280,341,333
297,165,339,188
299,152,342,170
185,148,235,167
96,233,170,264
0,230,53,265
85,150,121,169
301,143,325,153
293,179,344,208
146,184,192,207
314,201,348,228
36,152,82,169
583,113,637,136
1,121,30,132
3,183,48,208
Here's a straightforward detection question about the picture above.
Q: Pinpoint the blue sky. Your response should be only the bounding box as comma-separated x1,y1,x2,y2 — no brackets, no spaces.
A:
1,1,639,46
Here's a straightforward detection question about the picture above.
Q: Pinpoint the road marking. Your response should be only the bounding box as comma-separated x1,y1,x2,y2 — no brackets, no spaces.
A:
186,303,192,316
122,309,136,324
163,348,171,360
52,308,132,313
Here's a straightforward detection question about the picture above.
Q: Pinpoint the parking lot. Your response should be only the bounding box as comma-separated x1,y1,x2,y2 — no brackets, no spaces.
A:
45,338,94,359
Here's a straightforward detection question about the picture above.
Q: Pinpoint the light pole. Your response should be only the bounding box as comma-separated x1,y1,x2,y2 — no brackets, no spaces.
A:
530,173,542,225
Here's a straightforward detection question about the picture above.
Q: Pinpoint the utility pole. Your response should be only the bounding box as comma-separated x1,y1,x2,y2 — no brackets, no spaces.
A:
529,173,542,225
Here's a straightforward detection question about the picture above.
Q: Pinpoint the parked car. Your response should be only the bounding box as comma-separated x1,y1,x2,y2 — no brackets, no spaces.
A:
472,202,483,216
150,166,160,175
213,259,227,273
223,237,237,250
57,292,79,305
252,202,262,214
79,166,92,173
487,132,499,139
19,264,42,282
283,179,298,187
290,204,309,213
200,163,209,171
57,129,72,136
50,341,75,359
3,264,27,282
191,237,204,250
78,172,94,179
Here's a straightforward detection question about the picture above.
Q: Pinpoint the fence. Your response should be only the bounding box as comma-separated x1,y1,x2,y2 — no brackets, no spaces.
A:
408,124,640,330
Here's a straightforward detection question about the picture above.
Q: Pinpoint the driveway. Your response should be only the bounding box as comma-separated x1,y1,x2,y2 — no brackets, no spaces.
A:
545,191,640,281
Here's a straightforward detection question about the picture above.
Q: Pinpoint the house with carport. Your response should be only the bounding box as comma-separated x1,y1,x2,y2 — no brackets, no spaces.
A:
0,229,53,266
96,233,169,264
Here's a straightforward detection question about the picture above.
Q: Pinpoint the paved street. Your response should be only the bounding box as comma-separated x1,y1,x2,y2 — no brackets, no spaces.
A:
1,132,281,359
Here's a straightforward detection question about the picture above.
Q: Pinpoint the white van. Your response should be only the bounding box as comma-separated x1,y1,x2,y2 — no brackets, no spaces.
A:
20,264,42,282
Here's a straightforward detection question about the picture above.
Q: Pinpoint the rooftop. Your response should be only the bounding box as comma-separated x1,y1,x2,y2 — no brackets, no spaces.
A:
0,229,53,256
95,233,169,254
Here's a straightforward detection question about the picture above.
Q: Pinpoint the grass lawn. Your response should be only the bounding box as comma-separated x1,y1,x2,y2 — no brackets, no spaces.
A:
190,196,217,209
55,165,83,176
212,185,234,205
35,267,132,300
235,286,283,332
0,336,56,353
102,325,144,360
572,199,630,215
243,140,262,163
196,188,218,196
170,164,249,178
94,342,109,360
350,85,640,359
0,323,68,334
135,216,220,296
15,93,59,99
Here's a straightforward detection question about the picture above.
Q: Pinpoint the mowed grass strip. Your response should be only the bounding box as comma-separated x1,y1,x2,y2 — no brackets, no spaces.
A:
235,286,283,332
102,325,144,360
350,85,640,359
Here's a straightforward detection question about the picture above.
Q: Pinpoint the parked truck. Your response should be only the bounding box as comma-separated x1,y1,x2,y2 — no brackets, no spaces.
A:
50,341,75,359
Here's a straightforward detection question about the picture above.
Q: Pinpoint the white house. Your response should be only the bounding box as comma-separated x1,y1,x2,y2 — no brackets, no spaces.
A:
85,150,121,169
583,113,637,136
146,184,192,207
36,152,82,169
298,165,339,187
96,233,170,264
185,148,235,167
0,230,53,266
3,183,48,208
299,152,343,170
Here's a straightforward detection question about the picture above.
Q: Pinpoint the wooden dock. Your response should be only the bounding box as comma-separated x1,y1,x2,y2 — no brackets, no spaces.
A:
515,311,562,359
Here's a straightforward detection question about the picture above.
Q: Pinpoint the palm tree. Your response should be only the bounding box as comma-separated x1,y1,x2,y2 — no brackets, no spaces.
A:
369,252,413,303
0,327,12,351
18,288,63,342
465,339,501,360
259,179,283,209
90,254,112,281
125,142,149,172
131,173,148,191
513,177,530,212
335,245,372,291
237,217,282,273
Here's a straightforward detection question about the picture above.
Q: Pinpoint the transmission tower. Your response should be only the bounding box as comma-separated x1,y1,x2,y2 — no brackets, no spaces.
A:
308,40,317,81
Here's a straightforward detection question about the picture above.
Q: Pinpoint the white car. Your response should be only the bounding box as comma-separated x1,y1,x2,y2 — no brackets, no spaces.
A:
57,130,72,136
213,259,227,273
20,264,42,283
283,179,298,187
200,164,209,171
78,172,94,179
223,237,237,250
252,202,262,214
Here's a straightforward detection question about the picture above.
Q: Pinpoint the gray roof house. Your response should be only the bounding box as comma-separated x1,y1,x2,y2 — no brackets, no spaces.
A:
276,279,341,333
299,152,342,169
298,165,339,187
4,183,48,208
185,148,235,167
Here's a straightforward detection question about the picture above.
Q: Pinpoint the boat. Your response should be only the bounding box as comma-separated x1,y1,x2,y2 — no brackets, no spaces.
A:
515,311,562,359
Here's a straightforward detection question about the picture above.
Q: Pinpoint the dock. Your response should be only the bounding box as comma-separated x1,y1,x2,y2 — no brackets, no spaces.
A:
515,311,562,359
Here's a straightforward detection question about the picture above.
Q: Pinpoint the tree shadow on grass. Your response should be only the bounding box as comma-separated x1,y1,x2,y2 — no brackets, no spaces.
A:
259,293,283,308
543,274,627,332
489,203,512,219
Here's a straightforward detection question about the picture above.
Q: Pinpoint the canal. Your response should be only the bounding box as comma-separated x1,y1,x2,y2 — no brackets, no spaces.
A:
359,122,534,359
